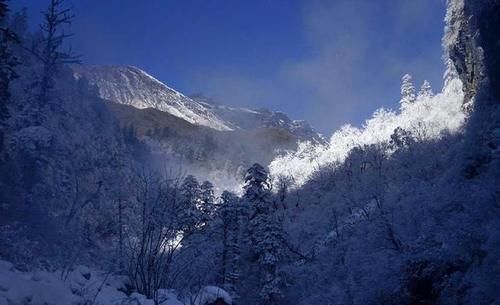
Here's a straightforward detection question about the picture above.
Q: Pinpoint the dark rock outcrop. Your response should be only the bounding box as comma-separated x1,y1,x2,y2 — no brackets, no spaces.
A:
446,0,500,177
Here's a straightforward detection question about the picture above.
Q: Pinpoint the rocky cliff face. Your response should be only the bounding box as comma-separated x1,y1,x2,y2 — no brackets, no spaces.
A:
445,0,500,101
445,0,500,177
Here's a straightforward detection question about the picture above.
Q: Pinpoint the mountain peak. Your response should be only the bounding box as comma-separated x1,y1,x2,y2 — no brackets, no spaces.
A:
72,65,322,142
72,65,233,131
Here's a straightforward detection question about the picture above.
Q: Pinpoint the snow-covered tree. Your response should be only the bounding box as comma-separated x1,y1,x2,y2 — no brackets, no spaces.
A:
244,163,271,213
179,175,202,233
125,172,195,301
417,80,433,99
389,127,414,151
275,174,294,209
400,73,416,110
200,180,216,221
36,0,80,106
253,212,284,305
219,191,242,295
243,163,284,305
0,0,18,123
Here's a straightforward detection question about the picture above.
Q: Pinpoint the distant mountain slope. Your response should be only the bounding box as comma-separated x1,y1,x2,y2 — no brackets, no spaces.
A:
72,65,324,191
72,65,233,131
104,100,304,191
191,94,324,143
72,65,323,143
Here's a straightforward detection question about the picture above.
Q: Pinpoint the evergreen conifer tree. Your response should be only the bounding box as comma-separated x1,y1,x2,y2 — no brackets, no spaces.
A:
200,180,216,221
400,73,416,110
179,175,201,233
219,191,242,295
418,80,433,99
243,163,284,305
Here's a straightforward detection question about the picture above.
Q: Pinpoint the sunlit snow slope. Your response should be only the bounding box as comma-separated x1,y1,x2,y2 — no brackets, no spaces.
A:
73,65,233,131
270,74,467,187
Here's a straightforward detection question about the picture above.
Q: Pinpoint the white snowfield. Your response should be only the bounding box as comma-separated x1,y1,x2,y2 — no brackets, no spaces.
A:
0,260,231,305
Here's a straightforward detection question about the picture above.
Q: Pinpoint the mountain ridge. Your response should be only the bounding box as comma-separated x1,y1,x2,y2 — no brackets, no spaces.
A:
72,65,233,131
72,65,323,143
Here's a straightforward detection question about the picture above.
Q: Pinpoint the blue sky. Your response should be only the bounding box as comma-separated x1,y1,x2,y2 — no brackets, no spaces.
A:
13,0,446,134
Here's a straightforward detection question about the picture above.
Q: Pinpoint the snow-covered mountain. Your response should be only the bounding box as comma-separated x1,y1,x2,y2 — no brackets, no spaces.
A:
191,94,323,143
70,65,323,192
72,65,322,143
72,65,233,131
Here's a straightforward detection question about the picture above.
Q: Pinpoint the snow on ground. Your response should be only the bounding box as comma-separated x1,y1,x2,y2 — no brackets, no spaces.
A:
0,260,229,305
0,260,129,305
0,261,79,305
193,286,232,305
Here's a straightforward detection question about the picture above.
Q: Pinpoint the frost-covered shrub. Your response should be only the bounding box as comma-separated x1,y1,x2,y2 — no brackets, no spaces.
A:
270,74,465,187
